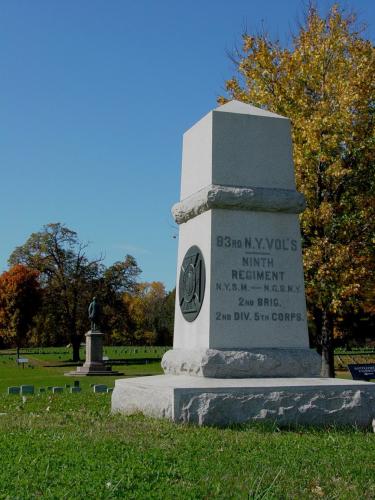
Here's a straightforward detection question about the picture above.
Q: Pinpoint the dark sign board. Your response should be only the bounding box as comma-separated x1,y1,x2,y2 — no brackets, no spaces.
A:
348,364,375,381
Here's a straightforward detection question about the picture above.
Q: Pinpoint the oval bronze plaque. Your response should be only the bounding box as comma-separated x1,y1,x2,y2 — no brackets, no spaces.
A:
179,245,206,322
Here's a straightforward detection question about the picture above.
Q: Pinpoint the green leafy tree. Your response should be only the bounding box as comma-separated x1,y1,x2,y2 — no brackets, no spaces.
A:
219,4,375,376
159,288,175,345
123,282,174,345
100,256,142,342
9,223,102,361
9,223,143,359
0,264,41,357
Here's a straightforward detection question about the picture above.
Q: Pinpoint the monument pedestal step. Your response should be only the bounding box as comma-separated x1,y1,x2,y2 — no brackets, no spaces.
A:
65,367,123,377
162,348,321,378
112,375,375,427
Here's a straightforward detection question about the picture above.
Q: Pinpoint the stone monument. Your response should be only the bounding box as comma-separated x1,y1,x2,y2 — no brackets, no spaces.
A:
65,298,122,377
112,101,375,426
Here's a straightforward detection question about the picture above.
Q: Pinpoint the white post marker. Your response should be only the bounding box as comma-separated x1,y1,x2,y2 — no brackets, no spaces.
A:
16,358,29,369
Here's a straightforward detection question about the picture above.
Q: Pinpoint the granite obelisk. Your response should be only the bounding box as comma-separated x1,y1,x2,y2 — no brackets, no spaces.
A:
112,101,375,427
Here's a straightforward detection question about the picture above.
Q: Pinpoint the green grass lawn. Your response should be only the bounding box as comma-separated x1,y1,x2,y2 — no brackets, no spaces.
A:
2,345,169,361
0,346,166,393
2,346,372,394
0,347,374,498
0,392,374,499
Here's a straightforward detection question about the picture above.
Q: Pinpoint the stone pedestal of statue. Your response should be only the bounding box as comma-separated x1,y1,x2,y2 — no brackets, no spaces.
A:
65,331,123,377
77,331,107,374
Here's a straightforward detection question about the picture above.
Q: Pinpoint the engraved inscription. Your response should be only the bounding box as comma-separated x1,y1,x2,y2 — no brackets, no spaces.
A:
214,233,305,324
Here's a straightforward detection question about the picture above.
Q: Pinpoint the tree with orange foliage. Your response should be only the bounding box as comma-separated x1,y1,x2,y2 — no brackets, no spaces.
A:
9,223,141,360
0,264,41,357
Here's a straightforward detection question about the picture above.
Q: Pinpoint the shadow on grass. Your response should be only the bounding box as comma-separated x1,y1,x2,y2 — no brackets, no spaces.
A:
210,420,373,434
43,358,162,368
164,416,373,434
42,362,81,367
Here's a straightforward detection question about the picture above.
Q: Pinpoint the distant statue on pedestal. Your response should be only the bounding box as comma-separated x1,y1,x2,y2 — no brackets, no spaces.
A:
88,297,100,332
64,296,122,376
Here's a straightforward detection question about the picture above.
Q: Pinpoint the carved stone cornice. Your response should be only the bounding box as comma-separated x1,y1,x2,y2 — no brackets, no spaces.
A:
172,184,305,224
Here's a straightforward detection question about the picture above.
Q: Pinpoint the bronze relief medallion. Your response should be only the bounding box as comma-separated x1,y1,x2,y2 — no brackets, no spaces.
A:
179,245,206,322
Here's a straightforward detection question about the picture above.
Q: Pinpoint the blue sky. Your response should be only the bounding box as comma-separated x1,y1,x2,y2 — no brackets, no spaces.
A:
1,0,374,290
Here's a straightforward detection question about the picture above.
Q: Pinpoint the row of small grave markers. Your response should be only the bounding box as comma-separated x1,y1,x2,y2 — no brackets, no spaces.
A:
7,383,113,395
3,347,169,364
13,346,169,355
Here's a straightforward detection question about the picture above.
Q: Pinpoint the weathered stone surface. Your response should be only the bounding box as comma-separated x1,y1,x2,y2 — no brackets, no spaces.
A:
172,102,311,352
162,348,321,378
172,184,306,224
112,375,375,427
112,101,371,429
64,331,123,377
112,377,173,420
180,101,294,199
66,367,122,376
174,210,310,350
84,331,103,365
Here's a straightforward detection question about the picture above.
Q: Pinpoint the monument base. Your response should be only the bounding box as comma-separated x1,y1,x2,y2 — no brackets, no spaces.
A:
162,348,321,378
64,329,124,376
112,375,375,427
64,362,123,377
64,367,123,377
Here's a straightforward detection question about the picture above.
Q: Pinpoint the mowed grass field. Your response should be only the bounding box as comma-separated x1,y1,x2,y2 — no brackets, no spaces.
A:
0,345,373,393
0,347,374,498
0,392,374,498
0,346,168,393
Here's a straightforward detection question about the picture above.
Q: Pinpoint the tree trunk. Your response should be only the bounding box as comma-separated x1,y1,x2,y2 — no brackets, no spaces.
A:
71,335,81,362
16,345,20,359
320,310,335,377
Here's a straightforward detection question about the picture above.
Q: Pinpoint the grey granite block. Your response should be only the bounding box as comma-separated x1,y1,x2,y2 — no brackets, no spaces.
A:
162,348,321,378
112,375,375,427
